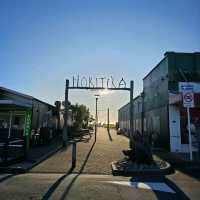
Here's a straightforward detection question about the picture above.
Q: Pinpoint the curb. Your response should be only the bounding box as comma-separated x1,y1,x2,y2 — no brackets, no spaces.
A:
0,145,63,174
27,145,63,171
171,163,200,172
111,161,173,176
164,177,190,200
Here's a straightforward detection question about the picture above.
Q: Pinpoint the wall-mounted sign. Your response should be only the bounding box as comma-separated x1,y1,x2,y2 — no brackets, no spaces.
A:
24,110,32,149
183,92,194,108
179,82,194,93
24,111,32,137
71,75,127,89
179,82,194,108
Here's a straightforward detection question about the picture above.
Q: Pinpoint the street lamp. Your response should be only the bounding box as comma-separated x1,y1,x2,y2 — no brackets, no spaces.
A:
94,94,100,141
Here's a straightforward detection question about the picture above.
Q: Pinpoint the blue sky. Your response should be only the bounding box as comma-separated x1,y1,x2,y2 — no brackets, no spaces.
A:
0,0,200,122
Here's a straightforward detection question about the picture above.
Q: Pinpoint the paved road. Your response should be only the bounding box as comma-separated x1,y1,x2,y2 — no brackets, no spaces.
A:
0,128,199,199
0,173,181,200
31,128,129,174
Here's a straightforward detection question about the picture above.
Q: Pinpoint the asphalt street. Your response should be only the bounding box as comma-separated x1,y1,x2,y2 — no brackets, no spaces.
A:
0,173,181,200
0,128,199,199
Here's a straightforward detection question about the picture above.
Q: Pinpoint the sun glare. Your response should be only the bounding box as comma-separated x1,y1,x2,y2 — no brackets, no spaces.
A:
99,89,113,96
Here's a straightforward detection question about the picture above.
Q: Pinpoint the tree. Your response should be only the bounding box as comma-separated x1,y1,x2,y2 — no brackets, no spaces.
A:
70,104,91,130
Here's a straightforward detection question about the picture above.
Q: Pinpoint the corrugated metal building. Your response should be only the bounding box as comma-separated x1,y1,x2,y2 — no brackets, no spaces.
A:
118,95,143,136
118,52,200,154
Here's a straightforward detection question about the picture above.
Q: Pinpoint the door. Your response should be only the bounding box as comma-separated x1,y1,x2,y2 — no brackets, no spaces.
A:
169,105,181,152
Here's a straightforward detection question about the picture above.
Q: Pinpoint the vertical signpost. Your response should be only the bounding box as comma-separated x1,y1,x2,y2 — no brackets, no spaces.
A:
180,82,194,161
130,81,134,148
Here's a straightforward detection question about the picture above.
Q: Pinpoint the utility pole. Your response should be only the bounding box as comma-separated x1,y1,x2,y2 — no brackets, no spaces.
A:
95,94,99,141
130,80,134,149
63,79,69,147
107,108,110,133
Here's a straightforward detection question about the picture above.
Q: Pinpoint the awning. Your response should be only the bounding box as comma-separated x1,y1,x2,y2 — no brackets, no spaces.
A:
169,93,182,105
169,93,200,107
0,100,32,110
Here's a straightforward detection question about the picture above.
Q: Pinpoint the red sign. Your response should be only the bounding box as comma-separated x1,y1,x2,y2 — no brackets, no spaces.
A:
183,92,194,108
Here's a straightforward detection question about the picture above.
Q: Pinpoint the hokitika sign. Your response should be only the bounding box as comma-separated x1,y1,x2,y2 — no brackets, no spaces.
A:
70,75,127,89
63,77,134,150
63,77,134,168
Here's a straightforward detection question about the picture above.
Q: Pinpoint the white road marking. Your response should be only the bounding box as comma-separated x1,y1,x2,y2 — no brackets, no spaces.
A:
107,181,176,194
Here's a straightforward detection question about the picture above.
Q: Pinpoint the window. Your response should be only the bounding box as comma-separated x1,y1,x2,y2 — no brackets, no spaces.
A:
0,113,10,129
12,114,25,130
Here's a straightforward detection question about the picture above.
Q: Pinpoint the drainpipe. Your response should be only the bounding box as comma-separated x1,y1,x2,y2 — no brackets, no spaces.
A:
8,111,13,138
141,92,144,137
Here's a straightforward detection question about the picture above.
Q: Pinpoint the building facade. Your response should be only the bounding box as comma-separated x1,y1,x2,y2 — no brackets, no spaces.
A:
118,52,200,154
118,95,143,136
0,87,60,149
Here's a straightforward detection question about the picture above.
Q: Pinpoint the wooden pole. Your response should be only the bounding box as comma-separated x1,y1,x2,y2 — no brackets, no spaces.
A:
130,81,134,149
95,97,98,141
63,79,69,147
107,108,110,132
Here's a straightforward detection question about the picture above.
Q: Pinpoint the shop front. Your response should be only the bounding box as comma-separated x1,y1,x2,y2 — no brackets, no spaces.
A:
169,93,200,154
0,100,32,163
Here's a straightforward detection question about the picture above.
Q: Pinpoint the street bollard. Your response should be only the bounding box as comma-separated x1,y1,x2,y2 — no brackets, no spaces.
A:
72,142,76,169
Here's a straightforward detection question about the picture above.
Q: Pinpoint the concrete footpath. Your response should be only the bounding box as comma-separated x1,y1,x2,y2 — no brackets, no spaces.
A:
30,128,129,174
166,170,200,200
0,137,62,173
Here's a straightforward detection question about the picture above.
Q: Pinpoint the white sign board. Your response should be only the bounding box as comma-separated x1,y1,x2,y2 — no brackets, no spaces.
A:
179,82,200,93
179,82,194,93
179,82,194,108
182,92,194,108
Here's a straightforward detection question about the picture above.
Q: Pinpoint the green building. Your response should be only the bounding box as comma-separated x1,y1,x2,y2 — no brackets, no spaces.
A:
0,87,60,162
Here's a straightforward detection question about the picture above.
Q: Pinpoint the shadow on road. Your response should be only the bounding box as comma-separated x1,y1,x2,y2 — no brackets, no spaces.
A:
164,178,190,200
41,137,96,200
155,152,200,181
0,174,17,183
107,129,113,142
41,167,73,200
59,139,96,200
